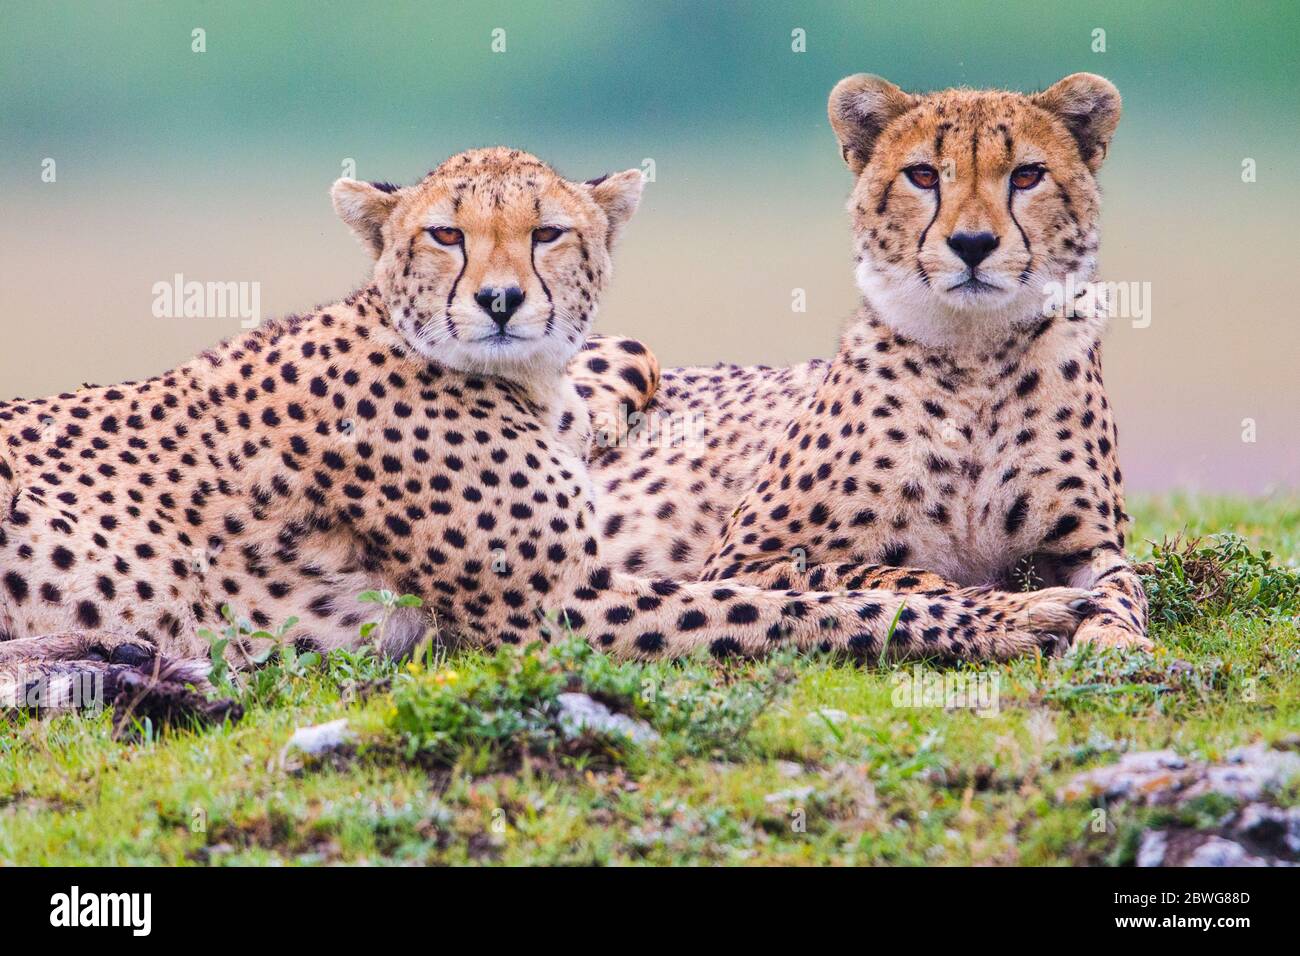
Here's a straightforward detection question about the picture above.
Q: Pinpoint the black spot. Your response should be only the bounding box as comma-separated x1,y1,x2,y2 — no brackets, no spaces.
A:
880,542,910,566
726,603,760,625
1015,371,1040,397
1004,493,1031,534
1044,513,1081,542
3,572,29,603
77,600,101,628
709,637,744,658
635,631,664,652
678,609,707,631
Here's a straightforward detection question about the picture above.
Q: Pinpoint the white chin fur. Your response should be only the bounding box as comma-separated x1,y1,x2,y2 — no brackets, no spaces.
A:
403,323,578,383
855,257,1064,349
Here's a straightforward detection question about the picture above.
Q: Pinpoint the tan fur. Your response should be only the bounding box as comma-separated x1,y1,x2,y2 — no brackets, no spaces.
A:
581,75,1148,650
0,147,1094,706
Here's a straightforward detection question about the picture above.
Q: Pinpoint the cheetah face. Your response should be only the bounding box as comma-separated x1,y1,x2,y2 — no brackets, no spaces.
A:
829,73,1121,346
332,148,643,379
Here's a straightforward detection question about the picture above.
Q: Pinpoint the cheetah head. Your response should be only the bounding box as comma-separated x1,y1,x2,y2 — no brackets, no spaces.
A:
332,147,643,379
829,73,1121,346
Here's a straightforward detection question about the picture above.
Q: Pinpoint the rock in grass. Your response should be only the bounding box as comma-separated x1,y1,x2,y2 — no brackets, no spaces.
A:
1066,744,1300,867
555,693,659,745
764,785,815,805
1058,744,1300,805
285,718,355,755
279,718,356,769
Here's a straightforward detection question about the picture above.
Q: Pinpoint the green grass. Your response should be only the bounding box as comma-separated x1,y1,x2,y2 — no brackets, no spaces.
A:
2,493,1298,865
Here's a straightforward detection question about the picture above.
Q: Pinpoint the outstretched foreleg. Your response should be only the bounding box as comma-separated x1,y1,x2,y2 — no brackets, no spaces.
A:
551,566,1095,663
716,558,964,596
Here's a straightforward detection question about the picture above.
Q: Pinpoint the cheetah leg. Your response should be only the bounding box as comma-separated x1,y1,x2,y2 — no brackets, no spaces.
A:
0,631,157,666
554,568,1096,663
718,559,963,595
0,632,210,710
1064,556,1152,650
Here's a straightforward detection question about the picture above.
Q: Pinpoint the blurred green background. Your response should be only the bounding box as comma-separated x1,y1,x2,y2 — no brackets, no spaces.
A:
1,0,1296,493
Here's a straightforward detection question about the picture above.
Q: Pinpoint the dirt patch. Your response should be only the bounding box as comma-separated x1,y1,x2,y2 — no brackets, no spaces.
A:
111,669,243,740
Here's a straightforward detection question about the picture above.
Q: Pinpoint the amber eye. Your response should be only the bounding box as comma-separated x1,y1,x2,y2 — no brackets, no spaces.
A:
427,226,463,246
533,226,566,243
1010,165,1045,190
904,164,940,189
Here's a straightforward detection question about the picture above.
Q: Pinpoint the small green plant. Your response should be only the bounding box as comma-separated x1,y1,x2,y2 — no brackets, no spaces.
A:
199,606,302,694
385,635,798,770
198,605,320,706
358,589,425,650
880,600,907,666
643,654,797,759
387,636,636,768
1140,533,1300,624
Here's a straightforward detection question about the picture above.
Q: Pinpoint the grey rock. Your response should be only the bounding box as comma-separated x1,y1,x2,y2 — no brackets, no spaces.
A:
1136,829,1168,867
284,718,355,756
764,785,816,805
555,693,659,745
1058,743,1300,806
1184,836,1268,867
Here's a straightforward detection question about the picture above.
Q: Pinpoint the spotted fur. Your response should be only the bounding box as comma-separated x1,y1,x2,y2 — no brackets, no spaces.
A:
583,74,1148,650
0,147,1095,705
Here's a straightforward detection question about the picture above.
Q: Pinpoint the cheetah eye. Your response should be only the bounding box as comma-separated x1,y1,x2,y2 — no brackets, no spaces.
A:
1010,165,1045,190
426,226,463,246
533,226,566,243
904,164,940,189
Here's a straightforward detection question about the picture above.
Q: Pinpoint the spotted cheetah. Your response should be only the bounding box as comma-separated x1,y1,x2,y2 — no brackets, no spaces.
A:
576,73,1149,650
0,147,1097,705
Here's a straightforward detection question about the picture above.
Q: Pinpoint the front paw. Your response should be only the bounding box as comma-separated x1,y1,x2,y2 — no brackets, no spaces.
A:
1071,619,1153,652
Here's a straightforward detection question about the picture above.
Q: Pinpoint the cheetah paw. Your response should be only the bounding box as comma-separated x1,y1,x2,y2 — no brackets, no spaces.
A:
1071,620,1154,652
1002,587,1095,657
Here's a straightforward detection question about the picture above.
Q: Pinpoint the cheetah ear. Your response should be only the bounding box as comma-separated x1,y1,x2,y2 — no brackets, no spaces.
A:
331,178,403,258
828,74,917,175
1033,73,1122,173
585,169,644,248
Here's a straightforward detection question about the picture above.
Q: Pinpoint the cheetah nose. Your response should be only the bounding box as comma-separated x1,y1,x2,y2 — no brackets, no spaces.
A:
474,286,525,330
946,231,1000,269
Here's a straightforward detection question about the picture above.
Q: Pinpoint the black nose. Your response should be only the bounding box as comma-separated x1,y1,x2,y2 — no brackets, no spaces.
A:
946,231,1000,269
474,286,525,329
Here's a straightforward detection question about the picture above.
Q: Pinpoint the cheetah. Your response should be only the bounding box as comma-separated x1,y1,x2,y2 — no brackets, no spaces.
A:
0,147,1097,705
575,73,1150,651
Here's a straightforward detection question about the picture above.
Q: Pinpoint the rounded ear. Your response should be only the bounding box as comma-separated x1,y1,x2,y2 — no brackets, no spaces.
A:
828,74,917,175
1032,73,1122,172
585,169,644,247
331,178,402,258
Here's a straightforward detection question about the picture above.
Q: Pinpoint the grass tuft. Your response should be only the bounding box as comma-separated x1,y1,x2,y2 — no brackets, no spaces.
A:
1138,532,1300,625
